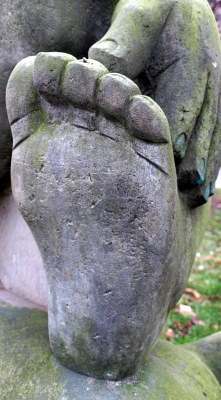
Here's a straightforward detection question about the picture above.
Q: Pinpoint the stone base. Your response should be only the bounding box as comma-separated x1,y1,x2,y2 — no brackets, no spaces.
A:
0,298,220,399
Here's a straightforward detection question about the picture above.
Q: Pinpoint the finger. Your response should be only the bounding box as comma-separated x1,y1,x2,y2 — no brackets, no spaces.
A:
154,58,209,164
89,0,173,79
146,0,221,200
185,94,221,208
177,70,219,192
151,0,221,160
206,98,221,197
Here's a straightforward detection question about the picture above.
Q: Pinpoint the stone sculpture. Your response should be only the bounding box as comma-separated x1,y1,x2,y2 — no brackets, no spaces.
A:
1,0,221,204
3,0,221,383
5,51,212,379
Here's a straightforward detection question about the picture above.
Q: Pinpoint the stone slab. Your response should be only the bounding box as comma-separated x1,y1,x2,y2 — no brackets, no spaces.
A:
0,302,220,400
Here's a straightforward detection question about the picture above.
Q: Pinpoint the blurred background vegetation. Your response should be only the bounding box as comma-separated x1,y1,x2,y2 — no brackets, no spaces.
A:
208,0,221,35
165,189,221,344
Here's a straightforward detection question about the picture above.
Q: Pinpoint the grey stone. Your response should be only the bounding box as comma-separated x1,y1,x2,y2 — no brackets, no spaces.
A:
0,192,47,307
96,73,141,119
184,332,221,386
0,303,220,399
0,0,220,207
62,59,108,108
90,0,221,207
33,52,76,98
128,96,170,143
0,0,116,190
6,53,210,380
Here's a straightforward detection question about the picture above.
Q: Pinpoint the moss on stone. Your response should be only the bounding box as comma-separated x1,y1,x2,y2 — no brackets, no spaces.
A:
0,304,220,399
183,332,221,386
0,305,65,399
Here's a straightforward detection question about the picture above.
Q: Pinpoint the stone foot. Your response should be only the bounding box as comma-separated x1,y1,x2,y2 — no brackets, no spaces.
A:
6,52,202,380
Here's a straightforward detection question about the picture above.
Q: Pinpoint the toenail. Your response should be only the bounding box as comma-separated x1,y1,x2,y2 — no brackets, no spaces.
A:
209,181,215,196
91,39,118,53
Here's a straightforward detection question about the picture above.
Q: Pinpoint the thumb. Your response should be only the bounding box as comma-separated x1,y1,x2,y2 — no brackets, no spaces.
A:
89,0,172,79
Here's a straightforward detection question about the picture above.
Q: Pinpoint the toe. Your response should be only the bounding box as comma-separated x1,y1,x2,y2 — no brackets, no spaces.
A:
97,73,140,119
33,52,76,103
128,95,170,143
61,59,108,109
6,56,44,149
6,56,39,125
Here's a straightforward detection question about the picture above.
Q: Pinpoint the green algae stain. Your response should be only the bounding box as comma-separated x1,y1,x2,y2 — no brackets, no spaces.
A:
0,305,220,399
0,306,66,400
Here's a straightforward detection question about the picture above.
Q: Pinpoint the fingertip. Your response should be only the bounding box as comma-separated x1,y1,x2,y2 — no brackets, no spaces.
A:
209,181,216,197
174,133,187,160
178,156,207,191
196,158,206,185
184,187,208,208
204,183,210,202
89,41,129,76
89,39,118,56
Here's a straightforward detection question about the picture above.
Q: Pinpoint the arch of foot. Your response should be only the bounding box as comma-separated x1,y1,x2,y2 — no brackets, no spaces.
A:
6,52,209,380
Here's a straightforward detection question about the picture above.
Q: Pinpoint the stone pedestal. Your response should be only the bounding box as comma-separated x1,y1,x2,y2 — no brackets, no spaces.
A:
0,298,220,400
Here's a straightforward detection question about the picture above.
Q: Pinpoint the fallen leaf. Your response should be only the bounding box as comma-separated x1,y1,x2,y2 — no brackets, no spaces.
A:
165,328,176,340
181,326,190,336
186,320,193,328
184,288,203,302
191,315,205,326
209,296,221,301
174,321,183,329
175,304,196,316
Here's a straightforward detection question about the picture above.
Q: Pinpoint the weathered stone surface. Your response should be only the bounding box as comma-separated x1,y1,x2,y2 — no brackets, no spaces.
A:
0,192,47,307
0,0,116,190
0,302,220,399
90,0,221,207
7,54,210,380
184,332,221,385
0,0,221,206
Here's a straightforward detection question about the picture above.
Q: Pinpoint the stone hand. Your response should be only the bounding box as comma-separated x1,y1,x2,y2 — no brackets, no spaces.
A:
6,52,208,380
90,0,221,207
